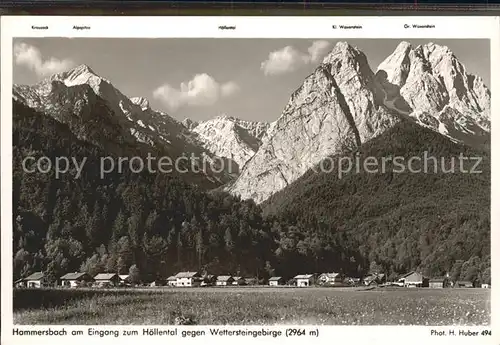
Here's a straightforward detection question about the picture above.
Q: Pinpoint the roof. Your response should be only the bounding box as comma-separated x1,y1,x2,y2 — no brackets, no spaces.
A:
429,277,447,282
364,273,384,281
400,271,422,279
294,274,314,279
167,276,177,281
60,272,89,280
94,273,119,280
457,280,473,284
233,276,244,281
398,271,424,281
175,271,200,278
119,275,129,280
269,276,283,281
24,272,44,280
320,272,341,279
217,275,233,281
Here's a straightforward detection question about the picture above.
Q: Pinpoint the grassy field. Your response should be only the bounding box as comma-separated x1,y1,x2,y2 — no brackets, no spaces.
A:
13,287,490,325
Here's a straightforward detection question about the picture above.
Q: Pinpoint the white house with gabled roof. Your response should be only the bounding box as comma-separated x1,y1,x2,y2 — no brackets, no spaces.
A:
294,274,314,287
175,272,202,287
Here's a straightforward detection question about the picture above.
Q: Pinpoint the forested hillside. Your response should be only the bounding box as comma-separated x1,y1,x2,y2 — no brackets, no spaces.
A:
12,100,365,283
263,120,491,283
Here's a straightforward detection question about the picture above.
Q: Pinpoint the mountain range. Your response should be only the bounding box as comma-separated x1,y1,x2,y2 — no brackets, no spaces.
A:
12,40,491,283
226,41,491,203
13,41,490,204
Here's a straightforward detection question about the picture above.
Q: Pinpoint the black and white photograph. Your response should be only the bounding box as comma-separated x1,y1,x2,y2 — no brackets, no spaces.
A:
9,36,491,327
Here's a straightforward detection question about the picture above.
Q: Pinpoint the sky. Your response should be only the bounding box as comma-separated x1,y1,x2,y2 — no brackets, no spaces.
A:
13,38,490,123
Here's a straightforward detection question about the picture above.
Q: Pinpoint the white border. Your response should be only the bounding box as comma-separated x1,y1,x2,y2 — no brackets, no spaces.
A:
1,15,499,345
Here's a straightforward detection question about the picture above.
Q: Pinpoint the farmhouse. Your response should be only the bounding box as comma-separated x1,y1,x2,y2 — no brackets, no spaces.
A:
175,272,202,287
149,279,166,287
60,272,93,288
294,274,314,287
481,283,491,288
428,277,449,289
455,280,474,288
363,273,386,286
14,278,25,288
167,276,177,286
201,274,217,286
346,277,361,286
244,277,258,286
119,275,129,282
398,272,428,287
232,277,246,286
269,276,284,286
318,272,344,286
216,275,234,286
94,273,120,287
23,272,48,288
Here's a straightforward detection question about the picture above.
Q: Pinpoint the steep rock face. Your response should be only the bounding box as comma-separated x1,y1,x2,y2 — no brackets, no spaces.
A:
377,42,490,145
227,42,400,203
181,115,270,170
228,116,270,141
189,116,264,169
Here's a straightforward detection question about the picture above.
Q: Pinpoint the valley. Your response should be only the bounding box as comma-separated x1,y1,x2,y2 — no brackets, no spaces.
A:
12,40,491,307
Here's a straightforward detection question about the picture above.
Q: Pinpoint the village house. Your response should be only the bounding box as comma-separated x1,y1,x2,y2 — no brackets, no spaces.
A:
167,276,177,286
363,273,386,286
119,274,129,282
21,272,48,288
216,275,234,286
175,272,202,287
94,273,121,287
346,277,361,286
481,283,491,288
428,277,449,289
201,274,217,287
397,271,428,287
455,280,474,288
60,272,93,288
244,277,258,286
149,279,166,287
14,278,25,288
232,277,246,286
294,274,314,287
318,272,344,286
268,276,284,286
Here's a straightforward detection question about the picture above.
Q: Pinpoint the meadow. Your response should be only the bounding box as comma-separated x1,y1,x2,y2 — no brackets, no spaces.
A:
13,287,490,325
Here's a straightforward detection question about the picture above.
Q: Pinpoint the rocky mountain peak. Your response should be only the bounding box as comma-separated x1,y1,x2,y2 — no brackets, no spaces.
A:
71,63,96,75
377,41,490,144
229,41,489,204
215,114,235,121
322,41,364,65
51,64,102,86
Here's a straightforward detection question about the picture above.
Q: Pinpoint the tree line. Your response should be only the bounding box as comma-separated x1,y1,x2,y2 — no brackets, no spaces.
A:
12,101,490,285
